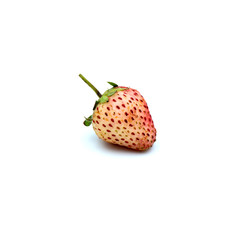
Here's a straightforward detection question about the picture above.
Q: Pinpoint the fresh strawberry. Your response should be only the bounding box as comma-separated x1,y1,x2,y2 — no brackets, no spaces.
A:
80,74,156,151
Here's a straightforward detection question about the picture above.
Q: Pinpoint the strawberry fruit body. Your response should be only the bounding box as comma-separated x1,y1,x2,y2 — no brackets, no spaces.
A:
80,74,156,151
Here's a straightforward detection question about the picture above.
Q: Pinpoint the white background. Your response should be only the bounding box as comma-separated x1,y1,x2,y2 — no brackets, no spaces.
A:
0,0,240,239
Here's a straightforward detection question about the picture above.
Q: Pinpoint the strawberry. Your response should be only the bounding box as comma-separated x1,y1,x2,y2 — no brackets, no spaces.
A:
80,74,156,151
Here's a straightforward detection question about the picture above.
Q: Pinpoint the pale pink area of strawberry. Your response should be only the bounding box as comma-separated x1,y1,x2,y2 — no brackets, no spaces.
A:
92,87,156,151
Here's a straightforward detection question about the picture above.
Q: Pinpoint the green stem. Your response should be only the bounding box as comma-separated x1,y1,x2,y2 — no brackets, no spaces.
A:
79,74,102,98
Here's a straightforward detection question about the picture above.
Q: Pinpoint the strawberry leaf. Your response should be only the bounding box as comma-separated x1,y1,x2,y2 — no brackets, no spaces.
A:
116,87,126,92
107,82,118,87
103,87,126,97
105,88,117,97
93,100,100,110
83,115,93,126
99,95,109,103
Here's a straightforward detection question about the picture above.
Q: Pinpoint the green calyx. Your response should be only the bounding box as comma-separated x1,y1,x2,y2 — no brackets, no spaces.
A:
83,115,93,126
107,82,118,87
92,87,126,111
79,74,126,126
97,87,126,105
